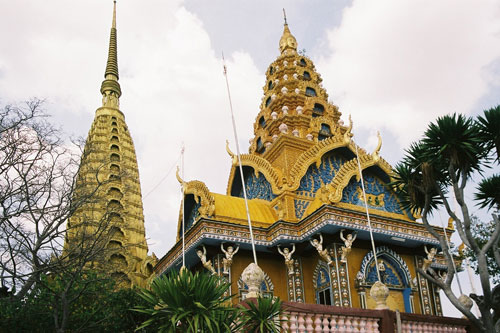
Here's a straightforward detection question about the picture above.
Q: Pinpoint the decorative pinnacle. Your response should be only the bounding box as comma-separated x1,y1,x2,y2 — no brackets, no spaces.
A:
283,8,287,25
105,0,119,80
101,0,121,99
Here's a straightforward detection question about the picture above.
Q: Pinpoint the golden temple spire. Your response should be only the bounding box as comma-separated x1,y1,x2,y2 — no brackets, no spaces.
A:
279,10,297,54
100,0,121,104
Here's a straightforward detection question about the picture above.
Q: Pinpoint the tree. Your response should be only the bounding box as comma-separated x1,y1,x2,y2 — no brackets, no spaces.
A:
391,107,500,332
0,100,126,331
0,270,150,332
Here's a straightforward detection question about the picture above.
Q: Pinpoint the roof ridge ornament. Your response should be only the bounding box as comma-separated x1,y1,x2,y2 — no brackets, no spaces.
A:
343,115,353,145
372,131,382,162
226,140,238,165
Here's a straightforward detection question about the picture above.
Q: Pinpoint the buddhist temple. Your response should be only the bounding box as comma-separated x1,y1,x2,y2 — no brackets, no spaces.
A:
64,1,156,288
154,19,453,314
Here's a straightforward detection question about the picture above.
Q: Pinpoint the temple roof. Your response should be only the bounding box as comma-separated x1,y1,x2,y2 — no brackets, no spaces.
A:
211,193,276,226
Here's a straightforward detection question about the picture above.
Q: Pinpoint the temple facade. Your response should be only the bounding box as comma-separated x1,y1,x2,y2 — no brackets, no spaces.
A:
155,20,452,315
64,1,156,288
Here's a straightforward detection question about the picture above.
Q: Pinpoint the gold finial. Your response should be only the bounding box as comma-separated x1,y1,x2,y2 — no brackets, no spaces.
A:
101,0,121,103
279,12,297,54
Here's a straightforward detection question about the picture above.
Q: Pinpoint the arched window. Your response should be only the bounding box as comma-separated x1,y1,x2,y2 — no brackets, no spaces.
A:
111,116,117,120
305,87,317,97
111,121,118,126
312,103,324,117
358,246,414,313
107,240,122,249
107,187,123,199
259,116,266,128
110,254,127,268
110,164,120,174
107,199,124,211
108,212,124,224
256,137,265,154
269,66,274,75
303,71,311,80
110,153,120,162
268,81,273,90
314,262,333,305
110,226,125,239
265,97,271,107
112,128,118,134
110,144,120,152
318,124,332,141
300,58,307,67
111,135,119,143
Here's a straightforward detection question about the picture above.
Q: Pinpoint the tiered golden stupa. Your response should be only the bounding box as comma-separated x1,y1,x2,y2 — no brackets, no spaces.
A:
155,19,451,314
64,1,156,288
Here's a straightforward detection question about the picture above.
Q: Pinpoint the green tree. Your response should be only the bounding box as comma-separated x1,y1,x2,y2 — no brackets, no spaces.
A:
0,270,150,332
391,107,500,332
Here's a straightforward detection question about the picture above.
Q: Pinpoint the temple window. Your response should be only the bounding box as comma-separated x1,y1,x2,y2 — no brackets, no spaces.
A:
110,164,120,174
256,137,265,154
265,97,271,107
110,153,120,162
111,116,117,120
108,199,124,211
305,87,317,97
111,144,120,151
259,116,266,128
312,103,324,117
111,121,118,126
268,80,273,90
269,66,274,75
112,128,118,134
303,71,311,80
318,124,332,141
299,58,307,67
314,263,333,305
111,135,119,142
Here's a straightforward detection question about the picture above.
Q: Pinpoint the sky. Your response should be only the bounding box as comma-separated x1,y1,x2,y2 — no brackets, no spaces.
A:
1,0,499,317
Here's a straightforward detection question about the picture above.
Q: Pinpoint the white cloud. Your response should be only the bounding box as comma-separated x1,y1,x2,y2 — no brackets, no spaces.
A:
318,0,500,148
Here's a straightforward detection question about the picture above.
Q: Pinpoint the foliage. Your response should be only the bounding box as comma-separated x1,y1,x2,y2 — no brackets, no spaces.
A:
390,107,500,333
239,296,284,333
465,216,500,283
0,270,149,332
135,269,237,332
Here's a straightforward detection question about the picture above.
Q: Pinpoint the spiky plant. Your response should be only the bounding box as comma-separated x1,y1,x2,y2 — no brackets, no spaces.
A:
135,269,237,332
239,296,284,333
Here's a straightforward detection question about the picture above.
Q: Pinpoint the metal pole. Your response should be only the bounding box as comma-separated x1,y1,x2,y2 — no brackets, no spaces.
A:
222,54,258,265
355,141,381,282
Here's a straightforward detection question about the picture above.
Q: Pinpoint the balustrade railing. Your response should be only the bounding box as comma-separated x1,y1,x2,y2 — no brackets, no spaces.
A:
276,301,474,333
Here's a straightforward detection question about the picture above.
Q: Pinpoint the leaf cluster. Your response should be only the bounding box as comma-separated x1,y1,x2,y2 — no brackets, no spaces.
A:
135,269,235,332
391,109,500,215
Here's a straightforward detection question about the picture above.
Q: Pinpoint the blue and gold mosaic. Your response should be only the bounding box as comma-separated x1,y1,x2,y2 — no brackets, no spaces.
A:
341,173,404,214
238,171,276,201
297,152,346,193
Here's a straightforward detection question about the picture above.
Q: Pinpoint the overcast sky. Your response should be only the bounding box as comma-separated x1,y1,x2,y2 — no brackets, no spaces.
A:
1,0,499,317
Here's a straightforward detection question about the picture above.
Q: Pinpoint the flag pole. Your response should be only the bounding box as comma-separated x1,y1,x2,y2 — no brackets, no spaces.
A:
222,53,258,265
